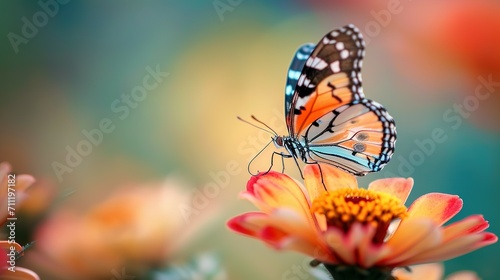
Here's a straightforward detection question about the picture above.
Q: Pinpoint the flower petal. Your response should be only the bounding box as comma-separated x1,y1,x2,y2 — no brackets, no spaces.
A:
407,193,463,226
324,223,384,267
0,240,23,252
241,171,315,226
227,212,268,237
442,215,490,242
380,219,442,266
304,164,357,202
227,209,336,263
401,232,497,265
368,178,413,204
446,270,480,280
0,267,40,280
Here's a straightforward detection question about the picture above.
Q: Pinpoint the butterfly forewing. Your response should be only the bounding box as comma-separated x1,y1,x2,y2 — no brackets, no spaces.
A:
287,24,366,137
285,43,316,118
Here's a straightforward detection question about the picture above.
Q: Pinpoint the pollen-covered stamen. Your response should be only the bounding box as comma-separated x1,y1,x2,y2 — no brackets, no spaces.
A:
311,188,407,244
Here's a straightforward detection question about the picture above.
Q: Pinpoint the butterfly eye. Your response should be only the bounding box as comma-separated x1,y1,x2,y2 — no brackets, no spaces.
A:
274,136,284,147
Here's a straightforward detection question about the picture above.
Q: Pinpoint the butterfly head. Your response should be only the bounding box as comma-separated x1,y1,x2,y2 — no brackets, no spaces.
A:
272,135,284,149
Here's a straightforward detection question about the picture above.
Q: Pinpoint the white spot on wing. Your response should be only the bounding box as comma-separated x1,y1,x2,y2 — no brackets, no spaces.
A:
330,60,341,73
323,37,336,44
340,49,349,59
298,74,306,86
306,56,328,70
336,42,345,50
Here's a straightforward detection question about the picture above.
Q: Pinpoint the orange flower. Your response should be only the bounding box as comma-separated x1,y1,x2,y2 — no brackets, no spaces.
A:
393,263,480,280
32,178,216,279
0,162,35,225
0,162,39,280
227,164,497,278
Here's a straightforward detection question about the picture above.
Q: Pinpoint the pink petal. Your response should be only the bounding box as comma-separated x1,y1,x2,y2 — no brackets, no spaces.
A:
1,267,40,280
442,215,490,242
227,212,268,237
227,209,336,263
241,171,316,226
407,193,463,226
304,164,357,202
401,232,497,265
380,219,442,266
368,177,413,204
324,223,377,266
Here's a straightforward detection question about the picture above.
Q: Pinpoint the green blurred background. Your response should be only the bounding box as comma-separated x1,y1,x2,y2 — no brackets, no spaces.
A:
1,0,499,279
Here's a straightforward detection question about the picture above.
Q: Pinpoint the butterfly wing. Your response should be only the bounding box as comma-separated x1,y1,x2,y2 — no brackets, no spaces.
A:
285,43,316,120
286,24,366,137
305,99,396,175
286,24,396,175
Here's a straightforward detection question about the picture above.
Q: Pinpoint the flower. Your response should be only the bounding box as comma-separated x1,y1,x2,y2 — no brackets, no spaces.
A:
227,164,497,279
0,162,36,225
31,178,217,279
392,263,480,280
0,162,40,280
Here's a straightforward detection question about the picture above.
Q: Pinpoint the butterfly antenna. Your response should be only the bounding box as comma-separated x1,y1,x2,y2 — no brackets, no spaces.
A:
250,115,279,136
237,116,276,136
247,139,274,175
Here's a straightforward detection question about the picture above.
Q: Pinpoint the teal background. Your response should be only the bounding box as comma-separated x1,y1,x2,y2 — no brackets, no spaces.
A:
1,1,499,279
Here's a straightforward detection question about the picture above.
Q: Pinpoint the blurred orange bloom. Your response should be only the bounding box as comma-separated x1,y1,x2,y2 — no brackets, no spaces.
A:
393,263,480,280
228,164,497,278
391,0,500,130
0,162,35,225
33,178,216,279
0,162,39,280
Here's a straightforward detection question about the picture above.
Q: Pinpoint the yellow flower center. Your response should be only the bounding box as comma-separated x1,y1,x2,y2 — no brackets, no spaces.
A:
311,188,408,244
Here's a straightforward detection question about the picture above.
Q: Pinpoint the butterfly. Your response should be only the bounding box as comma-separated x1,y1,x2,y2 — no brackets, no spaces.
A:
242,24,396,176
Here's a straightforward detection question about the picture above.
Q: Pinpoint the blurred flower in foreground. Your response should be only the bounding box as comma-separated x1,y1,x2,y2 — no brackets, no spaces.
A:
0,162,35,225
0,162,40,280
393,263,480,280
32,178,217,279
227,164,497,280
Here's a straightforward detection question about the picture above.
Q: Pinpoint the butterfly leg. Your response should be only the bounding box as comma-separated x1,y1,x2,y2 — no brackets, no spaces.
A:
266,152,292,174
280,153,286,173
305,161,327,190
316,163,327,191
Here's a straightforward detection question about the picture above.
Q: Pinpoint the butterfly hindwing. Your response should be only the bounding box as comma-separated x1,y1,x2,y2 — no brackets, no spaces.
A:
287,24,366,137
285,43,316,120
305,99,396,175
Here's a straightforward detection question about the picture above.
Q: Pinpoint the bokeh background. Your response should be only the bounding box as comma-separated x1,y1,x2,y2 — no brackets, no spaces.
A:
1,0,499,279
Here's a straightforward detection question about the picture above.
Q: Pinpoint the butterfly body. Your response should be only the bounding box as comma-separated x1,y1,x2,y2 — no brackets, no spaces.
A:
272,24,397,176
273,135,308,163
